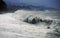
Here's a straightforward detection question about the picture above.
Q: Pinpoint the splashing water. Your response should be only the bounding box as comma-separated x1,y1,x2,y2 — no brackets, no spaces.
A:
0,9,60,38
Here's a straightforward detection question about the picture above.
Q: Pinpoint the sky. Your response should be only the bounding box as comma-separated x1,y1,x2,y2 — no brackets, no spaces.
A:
4,0,60,9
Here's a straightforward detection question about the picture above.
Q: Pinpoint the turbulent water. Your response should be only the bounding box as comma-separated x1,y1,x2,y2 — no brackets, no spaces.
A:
0,8,60,38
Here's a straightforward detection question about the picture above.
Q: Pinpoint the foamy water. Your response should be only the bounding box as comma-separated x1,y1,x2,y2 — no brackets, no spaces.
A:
0,10,60,38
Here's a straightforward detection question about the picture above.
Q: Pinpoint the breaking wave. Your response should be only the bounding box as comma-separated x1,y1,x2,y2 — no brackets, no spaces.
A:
0,6,60,38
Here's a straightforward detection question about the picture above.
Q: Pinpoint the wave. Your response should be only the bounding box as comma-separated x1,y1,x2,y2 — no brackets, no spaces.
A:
0,8,60,38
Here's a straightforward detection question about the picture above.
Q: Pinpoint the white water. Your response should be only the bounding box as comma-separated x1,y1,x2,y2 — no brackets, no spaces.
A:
0,10,60,38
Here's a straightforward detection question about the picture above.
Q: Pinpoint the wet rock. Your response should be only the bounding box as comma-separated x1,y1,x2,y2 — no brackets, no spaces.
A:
39,19,43,22
43,19,53,25
47,26,50,29
39,18,53,25
24,16,40,24
0,0,7,11
24,15,53,25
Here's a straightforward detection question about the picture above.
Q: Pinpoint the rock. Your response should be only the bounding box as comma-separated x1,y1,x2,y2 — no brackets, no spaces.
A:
24,15,53,24
47,26,50,29
43,19,53,25
39,19,43,22
0,0,7,11
24,16,40,24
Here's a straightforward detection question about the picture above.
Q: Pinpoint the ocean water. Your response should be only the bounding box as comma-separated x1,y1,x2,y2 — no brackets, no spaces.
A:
4,0,60,9
0,6,60,38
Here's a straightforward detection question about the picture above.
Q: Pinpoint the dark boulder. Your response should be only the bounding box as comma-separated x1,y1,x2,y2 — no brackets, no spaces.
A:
24,16,40,24
24,15,53,25
0,0,7,11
